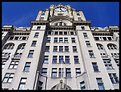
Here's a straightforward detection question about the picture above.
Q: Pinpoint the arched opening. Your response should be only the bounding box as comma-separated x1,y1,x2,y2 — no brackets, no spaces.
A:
51,80,72,90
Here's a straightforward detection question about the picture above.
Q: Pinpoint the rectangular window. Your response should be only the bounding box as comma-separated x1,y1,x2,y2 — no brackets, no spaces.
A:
59,37,63,43
76,68,81,76
74,56,79,64
92,62,99,72
15,37,19,40
70,32,74,35
73,46,77,52
103,59,113,70
88,50,95,58
71,37,76,43
65,46,69,52
45,46,50,52
59,68,64,78
96,78,105,90
83,33,88,39
80,81,86,90
85,41,91,47
34,32,39,38
53,46,58,52
43,55,48,64
23,62,31,72
48,31,51,35
55,31,58,35
65,56,70,64
28,50,34,58
64,37,68,43
52,56,57,64
59,31,63,35
31,41,37,47
2,73,14,83
47,37,51,43
59,56,64,64
108,73,119,84
41,68,47,76
52,68,57,78
18,78,27,90
59,46,63,52
8,60,19,69
64,31,67,35
66,68,71,78
37,26,41,30
54,37,58,43
81,26,85,30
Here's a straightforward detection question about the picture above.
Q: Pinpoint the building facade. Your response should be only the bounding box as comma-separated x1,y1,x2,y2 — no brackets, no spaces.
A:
2,4,119,90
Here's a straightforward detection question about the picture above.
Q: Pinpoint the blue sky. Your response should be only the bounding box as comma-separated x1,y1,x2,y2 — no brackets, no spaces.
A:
2,2,119,27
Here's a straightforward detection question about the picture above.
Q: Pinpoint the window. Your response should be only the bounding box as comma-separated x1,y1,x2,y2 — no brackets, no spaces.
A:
96,78,105,90
55,31,58,35
92,62,99,72
97,44,104,50
41,68,47,76
15,37,19,40
38,81,43,90
74,56,79,64
59,37,63,43
23,62,31,72
48,31,51,35
2,73,14,83
22,37,26,40
34,32,39,38
28,50,34,58
103,37,107,41
66,68,71,78
65,46,69,52
73,46,77,52
43,55,48,64
9,36,14,40
59,56,64,64
83,33,88,39
59,46,63,52
52,56,57,64
77,13,80,16
18,78,27,90
76,68,81,76
52,68,57,78
80,81,86,90
108,73,119,84
47,37,51,43
107,44,117,50
45,46,50,52
103,59,113,70
53,46,58,52
2,60,6,69
114,59,119,67
37,26,41,30
59,31,63,35
64,37,68,43
64,31,67,35
65,56,70,64
8,60,19,69
54,37,58,43
70,32,74,35
81,26,85,30
94,37,99,41
85,41,91,47
59,68,64,78
31,41,37,47
71,37,76,43
88,50,95,58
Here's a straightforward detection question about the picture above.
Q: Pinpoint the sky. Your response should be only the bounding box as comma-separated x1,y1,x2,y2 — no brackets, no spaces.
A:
2,2,119,27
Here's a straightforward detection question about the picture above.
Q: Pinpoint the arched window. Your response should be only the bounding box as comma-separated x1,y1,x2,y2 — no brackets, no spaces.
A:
3,43,15,50
96,43,104,50
55,22,66,26
107,43,117,50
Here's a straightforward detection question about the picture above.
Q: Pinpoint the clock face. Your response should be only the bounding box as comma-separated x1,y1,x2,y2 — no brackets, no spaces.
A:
55,7,67,12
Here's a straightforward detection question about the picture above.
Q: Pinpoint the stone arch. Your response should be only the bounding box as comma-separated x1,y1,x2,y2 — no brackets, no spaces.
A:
107,43,117,50
96,43,105,50
3,43,15,50
51,80,72,90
